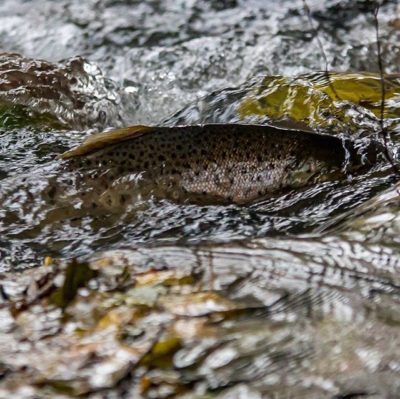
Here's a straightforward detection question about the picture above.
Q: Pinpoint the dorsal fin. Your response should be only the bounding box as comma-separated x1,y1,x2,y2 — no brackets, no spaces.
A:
60,125,156,159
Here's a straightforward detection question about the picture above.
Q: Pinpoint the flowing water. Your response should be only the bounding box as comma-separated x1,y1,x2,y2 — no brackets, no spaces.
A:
0,0,400,398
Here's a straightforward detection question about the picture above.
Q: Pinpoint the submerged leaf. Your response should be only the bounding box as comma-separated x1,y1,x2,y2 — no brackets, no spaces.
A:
140,335,182,368
162,292,239,317
51,260,97,309
135,270,195,287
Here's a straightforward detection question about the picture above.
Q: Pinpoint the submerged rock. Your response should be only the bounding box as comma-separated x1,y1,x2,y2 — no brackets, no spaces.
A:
168,72,400,138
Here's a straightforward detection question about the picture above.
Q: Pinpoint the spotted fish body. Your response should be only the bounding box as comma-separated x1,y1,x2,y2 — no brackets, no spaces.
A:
0,124,378,232
60,124,374,208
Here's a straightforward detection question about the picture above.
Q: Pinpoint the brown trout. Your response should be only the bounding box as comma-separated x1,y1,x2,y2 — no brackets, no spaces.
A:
0,124,379,232
58,124,377,207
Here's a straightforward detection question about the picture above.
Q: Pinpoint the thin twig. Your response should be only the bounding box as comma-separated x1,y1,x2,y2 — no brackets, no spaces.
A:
373,2,399,175
374,4,386,134
303,0,398,176
302,0,341,101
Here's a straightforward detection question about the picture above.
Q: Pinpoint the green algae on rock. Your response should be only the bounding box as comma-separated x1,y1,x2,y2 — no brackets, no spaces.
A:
238,72,400,136
0,100,67,130
170,72,400,137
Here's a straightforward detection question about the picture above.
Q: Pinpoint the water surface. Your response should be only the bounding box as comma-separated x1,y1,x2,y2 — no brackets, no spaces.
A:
0,1,400,398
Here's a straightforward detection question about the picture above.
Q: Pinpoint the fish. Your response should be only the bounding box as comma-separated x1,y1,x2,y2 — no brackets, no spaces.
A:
0,124,380,236
58,124,379,207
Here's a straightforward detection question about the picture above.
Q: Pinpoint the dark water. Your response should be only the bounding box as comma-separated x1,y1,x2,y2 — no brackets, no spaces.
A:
0,1,400,398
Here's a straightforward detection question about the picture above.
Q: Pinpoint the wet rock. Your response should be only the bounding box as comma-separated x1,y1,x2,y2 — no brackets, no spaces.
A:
0,53,124,130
